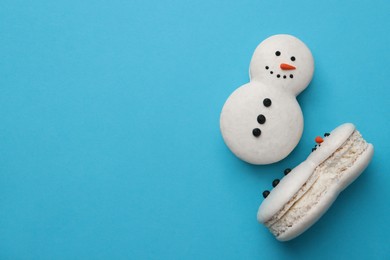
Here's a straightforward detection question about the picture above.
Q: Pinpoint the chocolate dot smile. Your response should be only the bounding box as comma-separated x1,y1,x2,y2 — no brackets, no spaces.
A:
265,65,295,79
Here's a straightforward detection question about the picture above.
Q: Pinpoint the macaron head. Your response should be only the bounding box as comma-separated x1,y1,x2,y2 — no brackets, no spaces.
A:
250,34,314,96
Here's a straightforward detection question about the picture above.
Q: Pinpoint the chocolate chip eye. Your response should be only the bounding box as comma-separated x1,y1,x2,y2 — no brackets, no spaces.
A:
284,168,291,175
275,51,281,56
272,179,280,187
291,56,296,61
324,133,330,137
263,190,270,198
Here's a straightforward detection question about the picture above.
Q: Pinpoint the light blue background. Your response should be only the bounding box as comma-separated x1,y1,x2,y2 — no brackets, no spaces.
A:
1,0,389,259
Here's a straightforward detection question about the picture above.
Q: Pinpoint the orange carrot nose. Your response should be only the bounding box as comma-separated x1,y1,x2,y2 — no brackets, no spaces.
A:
315,136,324,144
280,63,296,70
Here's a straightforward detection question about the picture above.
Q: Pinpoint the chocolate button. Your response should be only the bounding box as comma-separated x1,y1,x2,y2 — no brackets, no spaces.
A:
257,114,266,124
252,128,261,137
263,98,272,107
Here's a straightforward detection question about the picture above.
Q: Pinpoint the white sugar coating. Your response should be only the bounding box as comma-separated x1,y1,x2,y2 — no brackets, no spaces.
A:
220,34,314,165
256,124,374,241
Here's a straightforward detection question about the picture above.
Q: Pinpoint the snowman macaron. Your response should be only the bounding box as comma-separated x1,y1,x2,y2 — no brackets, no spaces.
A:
220,34,314,165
